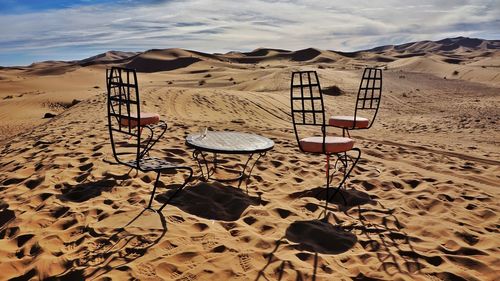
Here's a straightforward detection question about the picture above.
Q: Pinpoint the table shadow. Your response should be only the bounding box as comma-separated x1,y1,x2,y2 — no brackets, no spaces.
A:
157,181,265,221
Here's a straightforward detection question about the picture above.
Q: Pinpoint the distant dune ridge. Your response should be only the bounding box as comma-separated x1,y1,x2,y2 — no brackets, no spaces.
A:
0,37,499,280
364,36,500,54
78,51,140,67
2,36,498,83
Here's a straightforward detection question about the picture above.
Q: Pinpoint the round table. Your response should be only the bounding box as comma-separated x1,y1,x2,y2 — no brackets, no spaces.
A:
186,131,274,185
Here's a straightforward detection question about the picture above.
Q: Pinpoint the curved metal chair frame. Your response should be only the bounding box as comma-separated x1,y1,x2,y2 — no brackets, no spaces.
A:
290,70,361,208
106,67,192,212
336,67,382,137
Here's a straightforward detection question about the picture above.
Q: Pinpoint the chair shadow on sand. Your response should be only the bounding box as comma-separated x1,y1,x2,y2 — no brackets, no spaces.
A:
41,172,167,280
255,188,371,281
346,202,435,277
255,215,358,281
43,180,264,280
57,179,118,203
57,171,132,203
257,186,429,280
24,208,168,281
289,186,376,213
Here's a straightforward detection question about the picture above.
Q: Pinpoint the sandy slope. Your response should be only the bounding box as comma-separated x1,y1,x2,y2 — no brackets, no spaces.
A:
0,66,105,140
0,40,499,280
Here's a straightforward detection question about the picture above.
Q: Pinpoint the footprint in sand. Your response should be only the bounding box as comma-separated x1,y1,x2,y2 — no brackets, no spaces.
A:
190,233,215,247
51,206,70,219
238,253,252,272
275,208,293,219
454,231,479,246
92,144,104,152
24,176,45,189
136,262,157,278
270,160,283,168
243,216,257,225
63,238,84,255
192,222,209,231
156,245,179,258
176,272,197,281
167,215,185,224
0,226,19,239
85,253,107,266
403,179,422,189
16,233,35,247
3,177,27,185
78,162,94,172
361,181,377,191
168,268,183,280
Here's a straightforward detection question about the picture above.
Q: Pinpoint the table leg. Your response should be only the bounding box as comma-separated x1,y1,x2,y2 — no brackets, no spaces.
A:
213,153,218,172
192,151,268,185
193,150,212,181
238,152,267,192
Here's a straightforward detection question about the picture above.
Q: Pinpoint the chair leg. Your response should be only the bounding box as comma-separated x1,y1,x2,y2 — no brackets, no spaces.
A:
342,128,351,138
327,148,361,204
325,153,348,205
158,168,193,212
327,156,347,206
325,155,331,211
147,172,161,209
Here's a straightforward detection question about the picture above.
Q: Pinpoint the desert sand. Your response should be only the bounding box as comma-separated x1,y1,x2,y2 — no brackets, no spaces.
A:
0,37,499,280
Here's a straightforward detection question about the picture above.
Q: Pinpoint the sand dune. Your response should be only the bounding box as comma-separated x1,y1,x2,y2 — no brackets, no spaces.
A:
387,55,500,86
0,37,499,280
364,36,500,56
79,51,139,67
354,37,500,86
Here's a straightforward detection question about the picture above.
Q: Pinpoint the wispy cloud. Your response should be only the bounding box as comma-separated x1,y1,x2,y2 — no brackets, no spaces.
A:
0,0,498,65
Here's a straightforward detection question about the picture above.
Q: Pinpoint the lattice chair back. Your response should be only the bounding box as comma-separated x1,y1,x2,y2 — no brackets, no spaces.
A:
106,67,142,169
353,68,382,129
290,71,327,153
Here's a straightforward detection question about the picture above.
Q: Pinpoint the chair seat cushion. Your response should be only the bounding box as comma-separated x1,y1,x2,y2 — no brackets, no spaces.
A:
299,136,354,153
329,115,369,129
120,112,160,127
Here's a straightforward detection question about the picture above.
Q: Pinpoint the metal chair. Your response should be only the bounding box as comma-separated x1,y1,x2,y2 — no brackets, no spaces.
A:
329,68,382,137
290,70,361,208
106,66,193,212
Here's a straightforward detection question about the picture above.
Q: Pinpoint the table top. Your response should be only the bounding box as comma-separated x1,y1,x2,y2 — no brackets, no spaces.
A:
186,131,274,154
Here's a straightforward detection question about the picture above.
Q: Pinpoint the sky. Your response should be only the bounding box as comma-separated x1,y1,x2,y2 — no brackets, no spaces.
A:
0,0,499,66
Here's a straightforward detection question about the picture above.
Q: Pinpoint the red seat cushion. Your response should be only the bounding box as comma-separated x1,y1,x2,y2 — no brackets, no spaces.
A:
329,115,369,129
299,136,354,153
120,112,160,128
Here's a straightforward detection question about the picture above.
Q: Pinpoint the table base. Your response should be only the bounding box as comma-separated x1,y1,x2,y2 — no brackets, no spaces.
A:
192,150,267,189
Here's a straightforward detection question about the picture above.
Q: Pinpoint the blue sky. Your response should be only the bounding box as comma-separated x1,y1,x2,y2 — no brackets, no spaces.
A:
0,0,498,66
0,0,112,13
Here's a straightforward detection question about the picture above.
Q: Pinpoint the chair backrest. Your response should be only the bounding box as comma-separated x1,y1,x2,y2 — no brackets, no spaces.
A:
106,66,141,168
290,71,326,152
353,68,382,129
